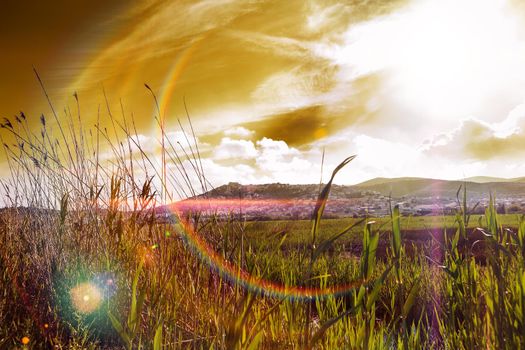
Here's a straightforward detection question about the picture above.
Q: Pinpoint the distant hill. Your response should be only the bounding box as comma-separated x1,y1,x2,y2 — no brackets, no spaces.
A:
355,177,428,187
354,177,525,198
192,177,525,201
195,182,361,200
461,176,525,183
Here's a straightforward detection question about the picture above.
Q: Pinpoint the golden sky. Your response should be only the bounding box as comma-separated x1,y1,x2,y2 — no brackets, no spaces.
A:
3,0,525,186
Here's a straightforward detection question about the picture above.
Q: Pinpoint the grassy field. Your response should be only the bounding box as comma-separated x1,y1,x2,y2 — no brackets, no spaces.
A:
1,87,525,349
243,214,523,247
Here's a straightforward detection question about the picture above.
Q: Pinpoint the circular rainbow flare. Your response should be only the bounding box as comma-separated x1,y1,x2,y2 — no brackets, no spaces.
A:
173,210,365,301
156,34,366,301
155,33,209,131
70,282,103,314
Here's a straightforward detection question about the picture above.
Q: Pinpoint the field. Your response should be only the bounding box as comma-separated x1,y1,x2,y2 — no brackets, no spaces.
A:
243,214,523,248
1,92,525,349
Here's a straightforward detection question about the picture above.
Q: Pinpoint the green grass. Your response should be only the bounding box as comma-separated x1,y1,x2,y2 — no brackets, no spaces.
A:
242,214,523,248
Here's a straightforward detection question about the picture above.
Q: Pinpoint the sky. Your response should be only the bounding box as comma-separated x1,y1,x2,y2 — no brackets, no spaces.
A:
3,0,525,188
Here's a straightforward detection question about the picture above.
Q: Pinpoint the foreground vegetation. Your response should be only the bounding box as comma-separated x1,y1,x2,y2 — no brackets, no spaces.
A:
1,81,525,349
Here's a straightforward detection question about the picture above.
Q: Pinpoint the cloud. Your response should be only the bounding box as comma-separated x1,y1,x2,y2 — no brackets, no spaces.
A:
424,118,525,161
240,106,328,146
115,104,525,191
252,137,316,183
86,0,260,65
214,137,258,160
238,73,383,146
250,65,337,106
199,158,263,185
306,127,503,183
121,130,209,156
164,130,212,153
225,30,315,59
211,137,317,183
311,0,525,140
223,126,254,138
64,0,410,143
126,134,156,154
11,0,525,188
199,137,318,185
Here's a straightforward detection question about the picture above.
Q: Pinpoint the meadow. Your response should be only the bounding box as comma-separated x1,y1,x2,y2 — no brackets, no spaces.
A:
242,213,522,248
1,83,525,349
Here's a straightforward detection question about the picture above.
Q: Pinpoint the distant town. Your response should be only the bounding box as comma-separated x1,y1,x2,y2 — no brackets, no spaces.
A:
169,177,525,220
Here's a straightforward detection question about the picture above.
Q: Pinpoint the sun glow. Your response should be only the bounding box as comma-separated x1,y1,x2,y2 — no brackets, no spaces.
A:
334,0,525,123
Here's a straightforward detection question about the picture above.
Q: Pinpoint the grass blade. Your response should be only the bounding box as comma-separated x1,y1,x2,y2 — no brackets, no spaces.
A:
153,323,163,350
311,155,356,247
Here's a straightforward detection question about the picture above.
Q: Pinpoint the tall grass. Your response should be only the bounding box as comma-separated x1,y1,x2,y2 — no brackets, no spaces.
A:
0,75,525,349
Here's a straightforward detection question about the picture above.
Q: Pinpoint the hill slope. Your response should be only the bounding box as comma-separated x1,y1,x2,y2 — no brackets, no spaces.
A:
195,177,525,200
354,177,525,198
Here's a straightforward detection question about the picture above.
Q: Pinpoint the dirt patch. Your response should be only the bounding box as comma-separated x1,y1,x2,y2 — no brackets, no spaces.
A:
340,227,516,264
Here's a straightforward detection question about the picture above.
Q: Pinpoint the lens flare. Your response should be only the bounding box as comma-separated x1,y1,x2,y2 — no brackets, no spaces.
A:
93,272,117,299
171,207,366,301
70,282,103,314
156,33,367,300
157,34,208,120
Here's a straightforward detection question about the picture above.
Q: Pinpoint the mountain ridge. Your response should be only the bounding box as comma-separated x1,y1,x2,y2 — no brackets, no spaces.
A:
189,176,525,200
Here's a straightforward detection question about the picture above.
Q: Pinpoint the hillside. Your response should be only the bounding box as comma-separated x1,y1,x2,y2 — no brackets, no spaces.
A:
461,176,525,183
195,177,525,201
354,177,525,198
462,176,512,183
197,182,361,200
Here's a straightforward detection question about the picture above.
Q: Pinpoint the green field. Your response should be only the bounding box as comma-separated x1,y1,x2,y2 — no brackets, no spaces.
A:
242,214,523,247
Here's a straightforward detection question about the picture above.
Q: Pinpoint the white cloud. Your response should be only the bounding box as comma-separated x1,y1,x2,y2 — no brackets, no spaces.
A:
422,117,525,161
223,126,254,138
306,2,347,33
255,138,314,181
214,137,258,160
197,137,321,186
127,134,156,154
199,158,265,185
251,65,336,108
